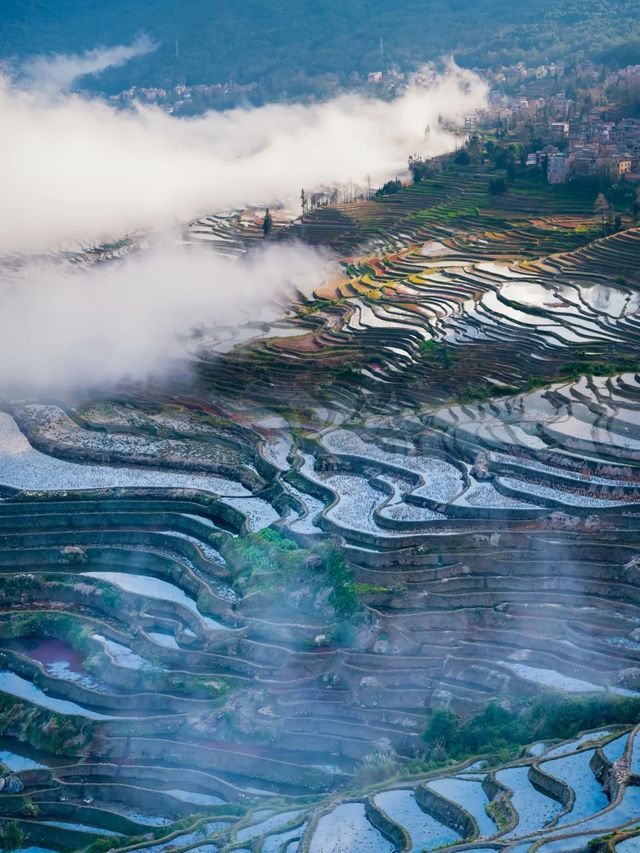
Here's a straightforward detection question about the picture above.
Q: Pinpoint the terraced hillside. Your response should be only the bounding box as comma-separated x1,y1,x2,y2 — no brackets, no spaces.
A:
282,169,602,254
2,174,640,851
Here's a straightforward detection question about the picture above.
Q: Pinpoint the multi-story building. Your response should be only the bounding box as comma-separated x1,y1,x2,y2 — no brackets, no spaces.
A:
547,153,569,184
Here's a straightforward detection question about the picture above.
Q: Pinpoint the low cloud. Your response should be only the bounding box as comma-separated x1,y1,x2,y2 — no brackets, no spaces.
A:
0,59,488,394
19,36,156,96
0,242,330,392
0,63,487,255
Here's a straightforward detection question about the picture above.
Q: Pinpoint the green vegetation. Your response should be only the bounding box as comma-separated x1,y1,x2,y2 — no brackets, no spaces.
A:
0,611,95,658
560,356,640,377
351,750,403,788
298,297,343,316
262,208,273,237
99,583,122,610
409,157,443,184
86,839,130,853
9,0,640,103
420,339,455,368
19,799,39,818
352,582,391,594
422,694,640,764
0,692,94,756
455,355,640,404
85,830,170,853
486,798,511,830
376,179,403,198
0,821,25,852
219,527,362,622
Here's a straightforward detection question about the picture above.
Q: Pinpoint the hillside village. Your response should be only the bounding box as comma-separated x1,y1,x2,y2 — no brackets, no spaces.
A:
471,61,640,184
108,57,640,194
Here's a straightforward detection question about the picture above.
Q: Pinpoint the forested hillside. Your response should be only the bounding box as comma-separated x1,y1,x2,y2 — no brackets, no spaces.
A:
3,0,640,99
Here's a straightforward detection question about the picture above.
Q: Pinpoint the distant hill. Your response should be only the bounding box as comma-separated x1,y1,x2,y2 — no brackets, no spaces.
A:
4,0,640,101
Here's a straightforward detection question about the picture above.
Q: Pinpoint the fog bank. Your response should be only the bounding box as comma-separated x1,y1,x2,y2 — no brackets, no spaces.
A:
19,36,157,96
1,63,487,254
0,243,329,392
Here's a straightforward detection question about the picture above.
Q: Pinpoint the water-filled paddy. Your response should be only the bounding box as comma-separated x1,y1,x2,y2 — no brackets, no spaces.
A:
262,824,307,853
133,821,227,853
0,748,46,771
6,637,111,692
236,810,305,842
147,630,180,649
13,848,59,853
309,803,396,853
184,847,218,853
632,733,640,776
104,804,171,826
427,776,497,837
544,730,614,758
0,670,113,719
499,663,603,693
164,788,225,806
0,412,249,496
91,633,156,671
560,784,640,833
497,765,563,836
41,821,122,836
617,836,640,852
83,570,226,631
542,749,608,826
220,495,281,531
603,733,629,764
374,788,461,852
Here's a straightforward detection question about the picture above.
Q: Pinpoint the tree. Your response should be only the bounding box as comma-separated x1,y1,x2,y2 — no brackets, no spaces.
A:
466,134,484,164
595,193,609,235
409,156,439,184
262,208,273,237
633,186,640,223
488,177,507,195
422,707,460,750
376,178,402,197
0,821,25,852
493,146,509,169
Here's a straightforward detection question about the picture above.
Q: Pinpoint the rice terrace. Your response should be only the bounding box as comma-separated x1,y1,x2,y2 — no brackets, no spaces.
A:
3,5,640,852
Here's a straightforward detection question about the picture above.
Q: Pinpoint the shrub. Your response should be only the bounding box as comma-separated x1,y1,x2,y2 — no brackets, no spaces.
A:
422,694,640,764
422,707,460,750
375,179,402,197
0,821,25,851
352,750,402,786
420,339,454,367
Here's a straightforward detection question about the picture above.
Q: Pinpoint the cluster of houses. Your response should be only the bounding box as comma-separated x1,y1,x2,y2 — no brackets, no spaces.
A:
528,117,640,185
109,81,258,113
473,91,575,132
486,59,640,93
467,61,640,186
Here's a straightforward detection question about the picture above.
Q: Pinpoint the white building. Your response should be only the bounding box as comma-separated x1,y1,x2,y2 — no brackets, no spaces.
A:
547,154,569,184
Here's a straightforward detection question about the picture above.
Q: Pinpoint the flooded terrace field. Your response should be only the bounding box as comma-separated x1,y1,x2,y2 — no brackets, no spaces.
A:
1,177,640,850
